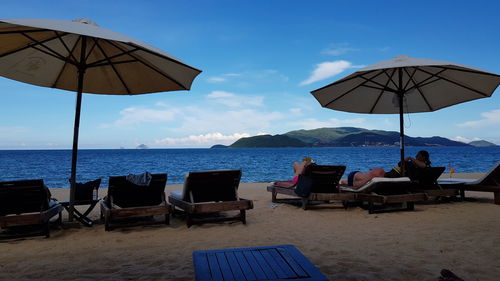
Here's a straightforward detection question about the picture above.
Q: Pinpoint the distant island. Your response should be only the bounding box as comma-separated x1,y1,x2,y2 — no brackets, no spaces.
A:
468,140,497,147
211,127,496,148
136,144,149,149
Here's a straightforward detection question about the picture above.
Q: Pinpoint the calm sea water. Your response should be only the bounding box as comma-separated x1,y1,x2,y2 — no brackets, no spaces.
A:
0,147,498,188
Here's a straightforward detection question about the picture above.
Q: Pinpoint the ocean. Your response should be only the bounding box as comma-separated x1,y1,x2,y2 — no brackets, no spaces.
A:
0,146,499,188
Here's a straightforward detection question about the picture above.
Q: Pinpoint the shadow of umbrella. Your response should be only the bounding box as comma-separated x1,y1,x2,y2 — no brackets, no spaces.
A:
0,18,202,220
311,55,499,175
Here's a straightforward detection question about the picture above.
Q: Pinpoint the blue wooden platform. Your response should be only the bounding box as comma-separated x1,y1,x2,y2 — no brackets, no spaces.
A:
193,244,328,281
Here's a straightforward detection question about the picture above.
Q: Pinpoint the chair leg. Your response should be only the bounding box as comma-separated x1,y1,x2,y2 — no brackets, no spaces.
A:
240,210,246,224
271,191,277,203
165,214,170,225
368,202,374,214
104,213,111,231
301,198,308,210
407,202,415,211
187,214,193,228
44,222,50,238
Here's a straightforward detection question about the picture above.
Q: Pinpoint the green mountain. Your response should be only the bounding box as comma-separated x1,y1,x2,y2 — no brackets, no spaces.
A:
469,140,496,147
230,134,309,148
228,127,470,148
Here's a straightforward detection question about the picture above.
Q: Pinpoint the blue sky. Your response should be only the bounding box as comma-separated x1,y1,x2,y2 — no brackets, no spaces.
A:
1,0,499,149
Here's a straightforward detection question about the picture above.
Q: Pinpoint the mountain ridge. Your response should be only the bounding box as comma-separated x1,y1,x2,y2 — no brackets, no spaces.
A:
221,127,474,148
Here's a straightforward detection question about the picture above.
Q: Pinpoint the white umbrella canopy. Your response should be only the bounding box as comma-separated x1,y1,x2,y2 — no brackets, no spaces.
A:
0,18,202,221
311,55,500,175
0,18,201,94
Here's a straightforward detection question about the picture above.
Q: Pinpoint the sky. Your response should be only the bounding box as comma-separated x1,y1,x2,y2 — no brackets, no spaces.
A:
0,0,499,149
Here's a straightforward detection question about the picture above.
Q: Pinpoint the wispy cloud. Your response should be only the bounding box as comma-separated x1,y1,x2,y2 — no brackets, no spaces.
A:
206,76,227,83
457,109,500,128
300,60,352,86
171,108,285,135
100,106,178,128
206,90,264,107
0,126,29,134
322,43,359,56
155,132,250,147
207,70,288,86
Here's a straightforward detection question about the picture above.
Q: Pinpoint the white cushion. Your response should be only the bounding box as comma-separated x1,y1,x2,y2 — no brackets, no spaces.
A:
340,177,411,193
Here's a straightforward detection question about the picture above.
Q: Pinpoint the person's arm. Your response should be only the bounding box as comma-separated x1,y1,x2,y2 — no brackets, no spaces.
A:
407,157,426,168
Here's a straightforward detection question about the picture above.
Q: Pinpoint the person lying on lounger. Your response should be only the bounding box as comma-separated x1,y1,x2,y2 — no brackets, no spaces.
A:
385,150,431,178
340,168,386,189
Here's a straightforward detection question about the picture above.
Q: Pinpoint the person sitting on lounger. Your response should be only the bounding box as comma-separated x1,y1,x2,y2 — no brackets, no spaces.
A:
340,168,386,189
385,150,431,178
292,157,314,185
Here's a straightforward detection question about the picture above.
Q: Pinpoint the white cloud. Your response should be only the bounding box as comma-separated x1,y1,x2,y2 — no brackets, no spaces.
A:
300,60,352,86
0,126,28,134
451,136,481,143
101,106,178,128
155,132,250,147
206,90,264,107
457,109,500,128
206,73,242,84
322,43,359,56
206,76,227,83
168,107,285,136
289,108,302,116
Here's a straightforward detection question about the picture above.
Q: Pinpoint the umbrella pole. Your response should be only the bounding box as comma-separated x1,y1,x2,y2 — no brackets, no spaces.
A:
68,76,84,221
398,68,405,176
399,92,405,176
69,37,87,221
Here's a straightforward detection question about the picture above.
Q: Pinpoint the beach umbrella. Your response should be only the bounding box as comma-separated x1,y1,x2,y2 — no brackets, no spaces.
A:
311,55,500,175
0,18,201,220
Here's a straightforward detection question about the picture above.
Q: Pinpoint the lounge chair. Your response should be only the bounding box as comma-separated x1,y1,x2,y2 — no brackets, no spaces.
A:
100,173,171,231
438,162,500,204
0,179,63,238
410,167,460,198
60,178,101,226
340,177,428,214
168,170,253,227
267,164,353,210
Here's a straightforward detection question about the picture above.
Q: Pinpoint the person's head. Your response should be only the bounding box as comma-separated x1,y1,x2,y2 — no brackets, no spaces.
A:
416,150,430,165
369,168,385,178
302,157,313,164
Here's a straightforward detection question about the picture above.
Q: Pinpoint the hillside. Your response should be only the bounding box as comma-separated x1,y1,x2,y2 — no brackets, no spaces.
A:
230,134,309,148
228,127,470,148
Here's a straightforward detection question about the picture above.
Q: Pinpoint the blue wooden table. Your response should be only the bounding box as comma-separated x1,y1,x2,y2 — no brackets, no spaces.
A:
193,244,328,281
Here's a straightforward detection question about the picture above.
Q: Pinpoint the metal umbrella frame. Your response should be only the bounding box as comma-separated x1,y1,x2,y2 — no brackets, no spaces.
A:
0,18,201,220
311,55,500,175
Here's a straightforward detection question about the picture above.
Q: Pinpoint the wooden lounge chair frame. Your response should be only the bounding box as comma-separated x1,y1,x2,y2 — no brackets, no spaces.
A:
267,165,353,210
438,162,500,204
410,167,459,199
60,178,101,226
168,170,253,227
0,179,63,238
341,177,428,214
100,173,171,231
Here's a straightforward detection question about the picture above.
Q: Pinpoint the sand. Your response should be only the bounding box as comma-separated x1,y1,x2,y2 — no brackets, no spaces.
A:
1,173,499,281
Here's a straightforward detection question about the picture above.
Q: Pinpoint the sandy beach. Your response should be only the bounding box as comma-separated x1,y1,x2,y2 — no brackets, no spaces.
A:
1,173,499,281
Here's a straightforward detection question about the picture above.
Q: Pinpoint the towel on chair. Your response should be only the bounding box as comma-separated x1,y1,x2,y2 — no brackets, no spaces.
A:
126,172,152,186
